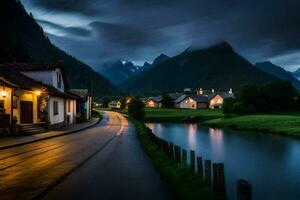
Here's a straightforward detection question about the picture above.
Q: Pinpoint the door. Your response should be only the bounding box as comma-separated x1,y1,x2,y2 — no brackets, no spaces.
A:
20,101,33,124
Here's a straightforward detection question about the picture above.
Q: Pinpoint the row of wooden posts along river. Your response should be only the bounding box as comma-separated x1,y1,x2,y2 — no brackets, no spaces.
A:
146,127,252,200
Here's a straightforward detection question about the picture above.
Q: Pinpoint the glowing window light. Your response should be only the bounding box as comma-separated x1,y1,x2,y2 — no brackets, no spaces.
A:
1,89,7,98
35,90,41,96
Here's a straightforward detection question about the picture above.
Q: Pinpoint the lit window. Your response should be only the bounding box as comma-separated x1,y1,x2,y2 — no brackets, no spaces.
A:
218,99,221,103
185,100,188,103
190,99,194,103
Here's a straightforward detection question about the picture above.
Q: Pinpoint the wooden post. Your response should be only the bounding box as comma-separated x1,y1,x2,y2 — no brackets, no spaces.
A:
197,156,203,180
177,146,181,162
169,143,174,159
182,149,187,165
174,145,179,162
237,180,252,200
190,150,195,172
213,163,226,196
204,160,212,185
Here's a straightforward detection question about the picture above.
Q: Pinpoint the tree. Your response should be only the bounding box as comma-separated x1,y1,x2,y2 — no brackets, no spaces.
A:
127,98,145,120
101,96,111,108
161,94,174,108
119,98,127,110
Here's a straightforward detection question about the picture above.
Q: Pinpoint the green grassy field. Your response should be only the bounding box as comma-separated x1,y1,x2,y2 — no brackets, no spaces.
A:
145,108,224,123
134,121,221,200
202,113,300,137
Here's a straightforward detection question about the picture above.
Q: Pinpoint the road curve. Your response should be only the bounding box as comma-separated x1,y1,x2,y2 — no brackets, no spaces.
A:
0,112,171,200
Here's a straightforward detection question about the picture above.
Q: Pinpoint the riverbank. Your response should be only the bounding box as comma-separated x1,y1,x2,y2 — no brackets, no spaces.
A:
201,113,300,138
145,108,223,123
133,120,221,200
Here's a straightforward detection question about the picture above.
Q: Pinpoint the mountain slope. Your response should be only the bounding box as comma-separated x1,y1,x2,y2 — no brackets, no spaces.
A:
97,60,138,84
98,54,169,85
122,42,278,95
255,61,300,90
0,0,119,97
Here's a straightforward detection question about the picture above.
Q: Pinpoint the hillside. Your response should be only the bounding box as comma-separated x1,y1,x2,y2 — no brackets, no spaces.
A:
122,42,278,95
0,0,119,97
255,61,300,90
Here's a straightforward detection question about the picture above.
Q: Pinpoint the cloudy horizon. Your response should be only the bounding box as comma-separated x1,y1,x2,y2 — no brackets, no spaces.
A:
21,0,300,71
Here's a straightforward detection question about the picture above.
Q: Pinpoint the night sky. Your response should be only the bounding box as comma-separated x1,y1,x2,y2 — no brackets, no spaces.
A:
21,0,300,71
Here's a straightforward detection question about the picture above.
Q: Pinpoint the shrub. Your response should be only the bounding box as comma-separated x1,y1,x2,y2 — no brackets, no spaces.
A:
127,98,145,120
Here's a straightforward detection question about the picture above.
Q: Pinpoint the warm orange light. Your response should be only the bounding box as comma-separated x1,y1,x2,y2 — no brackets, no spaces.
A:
35,91,41,96
1,90,7,98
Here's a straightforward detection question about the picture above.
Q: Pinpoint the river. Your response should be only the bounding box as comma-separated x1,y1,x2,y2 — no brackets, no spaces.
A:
146,123,300,200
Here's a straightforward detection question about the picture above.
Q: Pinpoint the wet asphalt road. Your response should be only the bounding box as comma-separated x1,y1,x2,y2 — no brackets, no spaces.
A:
0,112,172,200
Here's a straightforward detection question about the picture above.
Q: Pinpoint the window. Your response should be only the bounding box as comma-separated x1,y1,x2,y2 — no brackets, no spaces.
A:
53,101,59,115
57,72,62,88
67,100,71,112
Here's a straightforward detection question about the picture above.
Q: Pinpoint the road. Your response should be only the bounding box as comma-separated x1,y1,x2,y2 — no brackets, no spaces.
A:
0,112,172,200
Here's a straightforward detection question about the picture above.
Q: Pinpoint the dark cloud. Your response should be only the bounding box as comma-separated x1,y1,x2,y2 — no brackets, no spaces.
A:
37,19,92,37
29,0,101,16
22,0,300,70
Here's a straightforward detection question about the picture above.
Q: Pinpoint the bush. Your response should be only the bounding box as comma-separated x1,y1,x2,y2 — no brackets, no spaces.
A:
127,98,145,120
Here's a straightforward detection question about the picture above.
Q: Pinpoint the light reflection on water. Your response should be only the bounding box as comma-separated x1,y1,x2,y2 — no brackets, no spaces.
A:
146,123,300,200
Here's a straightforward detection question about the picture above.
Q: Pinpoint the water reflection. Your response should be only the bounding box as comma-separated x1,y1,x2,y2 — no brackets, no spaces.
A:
146,123,300,200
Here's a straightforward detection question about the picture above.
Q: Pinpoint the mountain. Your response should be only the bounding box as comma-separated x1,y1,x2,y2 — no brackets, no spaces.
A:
98,60,139,84
152,54,170,66
0,0,119,97
122,42,278,95
293,69,300,79
98,54,168,85
255,62,300,90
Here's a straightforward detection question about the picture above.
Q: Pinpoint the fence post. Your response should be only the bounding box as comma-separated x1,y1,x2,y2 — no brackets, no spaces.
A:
190,150,195,172
237,180,252,200
177,146,181,162
174,146,179,162
182,149,187,165
197,156,203,180
204,160,212,185
169,143,174,159
213,163,226,197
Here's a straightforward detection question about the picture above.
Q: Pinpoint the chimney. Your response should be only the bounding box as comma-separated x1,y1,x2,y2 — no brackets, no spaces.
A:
212,89,215,93
229,88,233,94
198,88,203,95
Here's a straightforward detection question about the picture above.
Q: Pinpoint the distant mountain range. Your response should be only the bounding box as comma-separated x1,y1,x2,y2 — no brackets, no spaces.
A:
255,61,300,90
121,42,278,95
97,54,170,84
0,0,119,98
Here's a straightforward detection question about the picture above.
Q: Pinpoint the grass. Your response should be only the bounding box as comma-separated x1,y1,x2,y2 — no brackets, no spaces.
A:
145,108,224,123
201,112,300,137
133,120,222,200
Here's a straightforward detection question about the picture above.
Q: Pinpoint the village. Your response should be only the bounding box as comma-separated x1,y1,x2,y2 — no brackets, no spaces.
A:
108,88,234,110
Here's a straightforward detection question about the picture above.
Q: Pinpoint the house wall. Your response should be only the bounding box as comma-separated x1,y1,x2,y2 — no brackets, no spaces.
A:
48,97,65,126
21,68,65,93
14,90,38,124
66,99,76,124
145,100,160,108
179,97,198,109
209,95,223,109
0,87,12,115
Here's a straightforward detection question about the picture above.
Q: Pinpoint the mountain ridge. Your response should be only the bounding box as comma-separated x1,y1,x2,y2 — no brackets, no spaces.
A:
121,42,279,95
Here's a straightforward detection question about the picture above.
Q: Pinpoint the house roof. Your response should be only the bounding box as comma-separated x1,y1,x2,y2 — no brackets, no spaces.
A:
175,94,209,103
1,62,70,89
146,96,162,103
0,66,76,99
168,93,183,101
68,89,90,99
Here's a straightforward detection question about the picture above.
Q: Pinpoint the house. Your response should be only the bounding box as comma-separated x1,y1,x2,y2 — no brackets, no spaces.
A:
145,96,162,108
175,94,209,109
0,62,79,133
68,89,92,121
175,88,234,110
108,100,121,109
